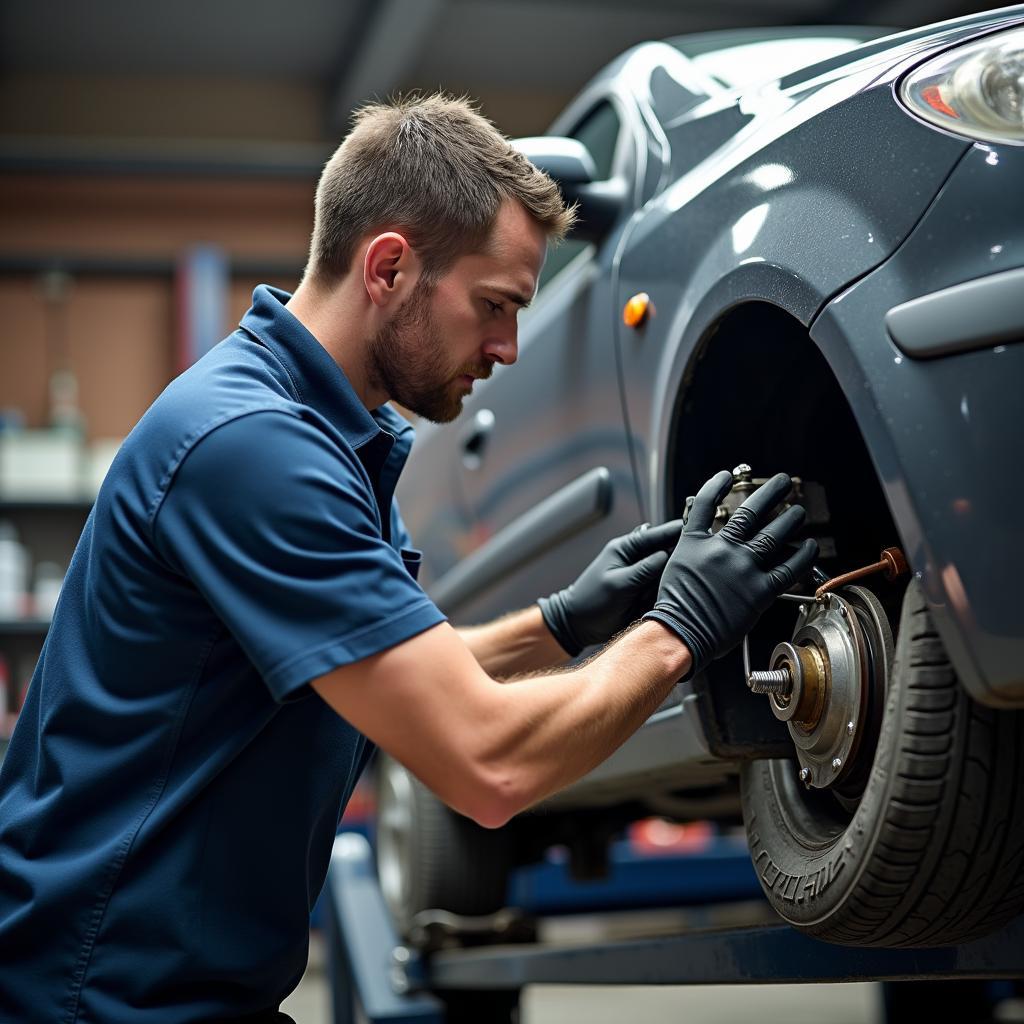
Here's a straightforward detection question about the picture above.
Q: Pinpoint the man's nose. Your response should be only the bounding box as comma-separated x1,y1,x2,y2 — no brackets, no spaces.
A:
483,326,518,367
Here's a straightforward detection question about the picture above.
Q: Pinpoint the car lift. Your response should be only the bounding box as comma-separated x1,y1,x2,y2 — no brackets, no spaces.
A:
324,832,1024,1024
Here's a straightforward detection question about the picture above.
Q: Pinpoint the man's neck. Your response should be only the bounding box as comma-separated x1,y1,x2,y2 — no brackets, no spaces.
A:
285,278,385,410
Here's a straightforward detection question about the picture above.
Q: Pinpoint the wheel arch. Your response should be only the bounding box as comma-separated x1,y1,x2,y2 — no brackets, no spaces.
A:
662,299,898,572
641,283,913,760
646,267,899,578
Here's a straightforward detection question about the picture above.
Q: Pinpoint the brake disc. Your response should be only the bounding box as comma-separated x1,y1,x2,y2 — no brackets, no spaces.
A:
754,585,893,798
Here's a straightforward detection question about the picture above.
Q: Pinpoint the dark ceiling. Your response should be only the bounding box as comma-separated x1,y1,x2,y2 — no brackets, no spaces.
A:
0,0,1010,152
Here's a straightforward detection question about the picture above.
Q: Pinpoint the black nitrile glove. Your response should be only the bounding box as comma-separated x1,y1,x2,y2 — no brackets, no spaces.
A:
539,519,683,656
643,470,817,676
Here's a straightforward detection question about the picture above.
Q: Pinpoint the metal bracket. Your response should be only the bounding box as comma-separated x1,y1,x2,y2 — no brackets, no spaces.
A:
325,833,445,1023
425,915,1024,989
325,831,1024,1020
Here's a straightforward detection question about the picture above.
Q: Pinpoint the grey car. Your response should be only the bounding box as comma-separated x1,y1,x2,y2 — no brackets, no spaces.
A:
376,8,1024,949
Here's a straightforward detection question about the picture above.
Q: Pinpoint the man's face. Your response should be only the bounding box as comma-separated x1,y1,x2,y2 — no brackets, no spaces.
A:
367,200,547,423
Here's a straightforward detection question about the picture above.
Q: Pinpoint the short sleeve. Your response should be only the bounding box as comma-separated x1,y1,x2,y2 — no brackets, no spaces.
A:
152,410,446,701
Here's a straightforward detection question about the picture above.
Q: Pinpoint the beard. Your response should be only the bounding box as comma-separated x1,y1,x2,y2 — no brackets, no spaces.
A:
366,281,490,424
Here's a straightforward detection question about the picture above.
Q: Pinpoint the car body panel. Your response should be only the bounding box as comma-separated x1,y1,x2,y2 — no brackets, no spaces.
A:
616,62,972,524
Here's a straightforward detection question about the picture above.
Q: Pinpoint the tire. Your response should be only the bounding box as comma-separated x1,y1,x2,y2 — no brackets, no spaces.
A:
374,755,514,934
741,580,1024,946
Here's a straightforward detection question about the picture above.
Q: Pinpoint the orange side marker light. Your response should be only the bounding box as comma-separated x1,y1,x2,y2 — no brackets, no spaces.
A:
623,292,652,328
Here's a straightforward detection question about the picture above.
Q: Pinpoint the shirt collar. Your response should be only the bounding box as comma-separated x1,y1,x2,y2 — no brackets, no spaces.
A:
238,284,415,457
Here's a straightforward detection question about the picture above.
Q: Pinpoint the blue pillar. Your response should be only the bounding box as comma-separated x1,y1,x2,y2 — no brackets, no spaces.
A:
176,244,229,370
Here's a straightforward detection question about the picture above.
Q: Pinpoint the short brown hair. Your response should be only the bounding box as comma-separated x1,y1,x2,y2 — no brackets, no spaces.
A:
306,93,575,285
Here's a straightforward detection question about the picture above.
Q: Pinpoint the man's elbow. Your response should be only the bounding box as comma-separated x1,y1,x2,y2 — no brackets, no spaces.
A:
448,762,532,830
466,802,514,831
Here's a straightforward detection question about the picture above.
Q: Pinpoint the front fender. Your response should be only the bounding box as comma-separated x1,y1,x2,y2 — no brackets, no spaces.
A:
617,77,968,520
810,143,1024,707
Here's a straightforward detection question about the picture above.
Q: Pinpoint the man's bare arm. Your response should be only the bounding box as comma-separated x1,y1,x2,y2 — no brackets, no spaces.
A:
457,605,570,676
312,619,690,828
314,472,815,831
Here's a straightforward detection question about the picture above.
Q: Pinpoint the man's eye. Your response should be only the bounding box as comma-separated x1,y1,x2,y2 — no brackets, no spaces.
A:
484,299,504,314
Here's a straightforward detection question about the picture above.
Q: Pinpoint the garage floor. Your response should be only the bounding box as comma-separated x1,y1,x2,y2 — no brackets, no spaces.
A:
281,932,885,1023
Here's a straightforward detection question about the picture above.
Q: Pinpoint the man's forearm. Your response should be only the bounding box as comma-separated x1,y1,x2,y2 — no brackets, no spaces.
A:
479,620,691,817
312,615,692,829
457,605,569,676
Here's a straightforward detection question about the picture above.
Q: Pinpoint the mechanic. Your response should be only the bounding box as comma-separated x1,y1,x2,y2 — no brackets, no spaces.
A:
0,94,815,1023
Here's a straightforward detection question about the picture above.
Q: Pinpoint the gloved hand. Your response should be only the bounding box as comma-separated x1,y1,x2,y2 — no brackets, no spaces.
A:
643,470,817,676
539,519,683,656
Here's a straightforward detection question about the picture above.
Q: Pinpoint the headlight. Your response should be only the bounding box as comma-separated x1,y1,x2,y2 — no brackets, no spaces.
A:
900,26,1024,145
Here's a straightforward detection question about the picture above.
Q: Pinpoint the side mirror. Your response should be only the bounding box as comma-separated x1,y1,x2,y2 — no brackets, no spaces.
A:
514,136,596,184
514,136,628,243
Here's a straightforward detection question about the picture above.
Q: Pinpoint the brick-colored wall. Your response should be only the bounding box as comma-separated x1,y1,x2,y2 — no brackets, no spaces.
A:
0,174,308,440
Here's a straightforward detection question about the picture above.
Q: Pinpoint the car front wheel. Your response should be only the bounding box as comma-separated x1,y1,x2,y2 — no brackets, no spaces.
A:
741,579,1024,946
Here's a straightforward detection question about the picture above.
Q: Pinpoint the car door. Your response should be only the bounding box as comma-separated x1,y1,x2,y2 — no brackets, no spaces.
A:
430,98,647,627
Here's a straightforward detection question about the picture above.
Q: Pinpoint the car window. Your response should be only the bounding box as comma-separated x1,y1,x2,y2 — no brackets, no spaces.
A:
537,236,587,291
537,100,621,292
574,101,620,182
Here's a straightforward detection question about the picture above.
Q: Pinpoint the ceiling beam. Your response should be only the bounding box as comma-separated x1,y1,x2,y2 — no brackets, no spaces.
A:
329,0,446,132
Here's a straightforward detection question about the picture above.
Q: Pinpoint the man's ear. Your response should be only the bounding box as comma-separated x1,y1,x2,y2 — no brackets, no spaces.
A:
363,232,419,308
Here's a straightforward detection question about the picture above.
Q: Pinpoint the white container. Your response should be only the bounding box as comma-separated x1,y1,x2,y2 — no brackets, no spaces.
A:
0,430,82,500
84,438,123,498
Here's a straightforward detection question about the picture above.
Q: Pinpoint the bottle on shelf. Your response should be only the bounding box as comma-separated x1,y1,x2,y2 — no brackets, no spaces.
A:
0,652,9,739
48,367,86,440
33,562,65,621
0,521,28,619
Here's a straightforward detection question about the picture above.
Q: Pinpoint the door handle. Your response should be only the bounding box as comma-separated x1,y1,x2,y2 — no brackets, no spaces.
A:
461,409,495,469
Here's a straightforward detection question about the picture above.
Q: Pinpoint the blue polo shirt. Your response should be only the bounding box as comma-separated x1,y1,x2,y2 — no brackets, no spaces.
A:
0,285,446,1023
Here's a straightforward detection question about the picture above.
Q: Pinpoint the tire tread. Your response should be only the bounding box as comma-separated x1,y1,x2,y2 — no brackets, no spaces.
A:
744,581,1024,948
826,586,1024,946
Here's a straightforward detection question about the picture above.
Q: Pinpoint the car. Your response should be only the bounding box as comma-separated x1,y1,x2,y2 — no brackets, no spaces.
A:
376,8,1024,949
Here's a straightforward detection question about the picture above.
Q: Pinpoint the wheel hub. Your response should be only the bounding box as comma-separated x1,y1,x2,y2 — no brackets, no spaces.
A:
777,592,866,789
751,587,893,794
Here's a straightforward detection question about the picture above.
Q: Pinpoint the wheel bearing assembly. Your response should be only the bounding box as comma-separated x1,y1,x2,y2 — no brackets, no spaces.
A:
745,552,904,795
764,590,892,791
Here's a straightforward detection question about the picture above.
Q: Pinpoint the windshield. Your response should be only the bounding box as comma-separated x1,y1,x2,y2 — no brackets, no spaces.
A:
668,28,885,91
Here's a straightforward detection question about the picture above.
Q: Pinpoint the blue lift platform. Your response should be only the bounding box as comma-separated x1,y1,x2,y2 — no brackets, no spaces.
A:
324,832,1024,1024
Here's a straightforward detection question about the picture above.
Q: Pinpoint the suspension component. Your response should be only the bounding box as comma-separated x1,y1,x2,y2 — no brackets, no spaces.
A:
743,588,894,793
745,547,907,699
